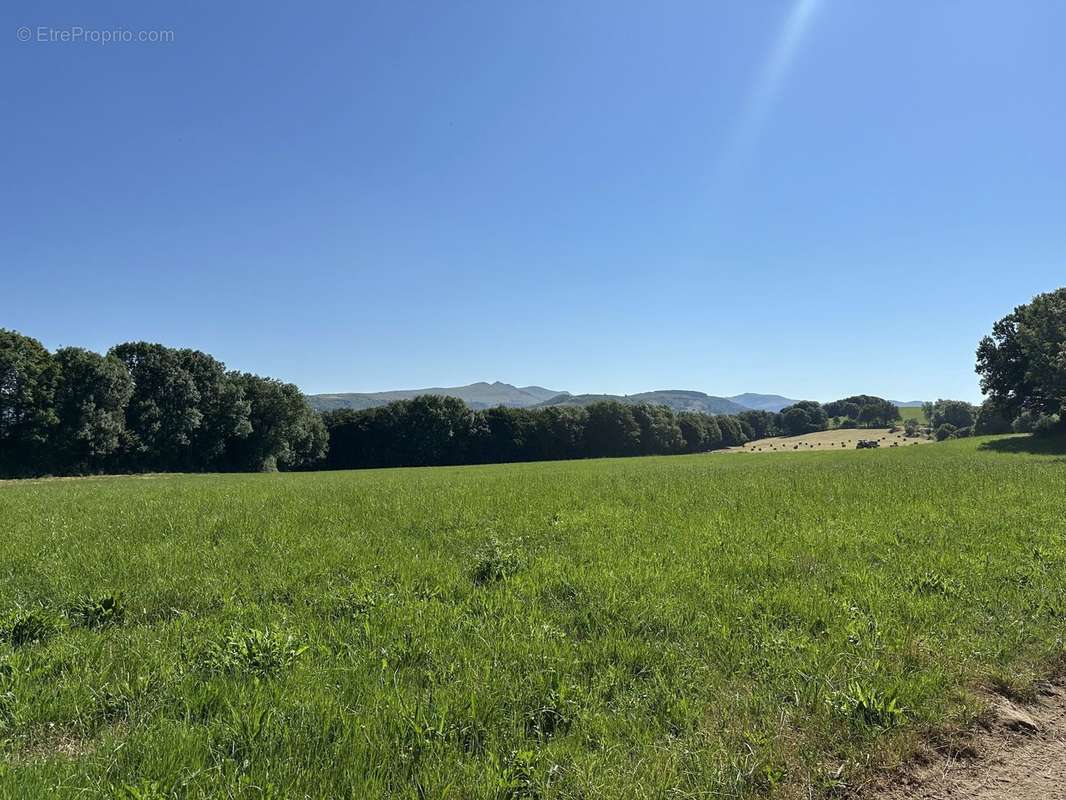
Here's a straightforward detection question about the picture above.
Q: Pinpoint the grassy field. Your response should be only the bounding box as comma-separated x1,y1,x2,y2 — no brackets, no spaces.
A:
2,436,1065,799
730,427,932,454
896,407,927,424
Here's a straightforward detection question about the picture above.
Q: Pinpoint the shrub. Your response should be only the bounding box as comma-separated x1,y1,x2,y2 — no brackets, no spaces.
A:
935,423,957,441
954,426,973,438
1033,413,1062,435
1010,410,1062,434
928,400,977,430
974,399,1013,435
1013,411,1038,433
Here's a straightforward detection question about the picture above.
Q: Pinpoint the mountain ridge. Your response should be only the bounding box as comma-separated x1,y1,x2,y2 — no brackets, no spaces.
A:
308,383,794,415
306,383,926,414
307,381,563,411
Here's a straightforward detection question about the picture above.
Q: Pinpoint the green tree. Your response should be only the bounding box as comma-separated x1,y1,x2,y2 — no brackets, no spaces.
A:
109,342,203,469
406,395,478,466
935,423,957,441
52,347,133,472
474,407,536,463
0,329,59,476
824,396,899,428
530,406,588,461
716,414,748,447
778,401,828,436
974,399,1013,436
632,403,683,455
736,410,778,440
584,401,641,457
226,374,327,471
677,412,723,452
977,287,1066,419
176,349,252,469
928,399,976,430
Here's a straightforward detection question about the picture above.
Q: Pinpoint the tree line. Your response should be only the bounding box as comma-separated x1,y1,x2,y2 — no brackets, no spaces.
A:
0,329,326,477
4,288,1061,476
319,397,763,469
319,395,907,469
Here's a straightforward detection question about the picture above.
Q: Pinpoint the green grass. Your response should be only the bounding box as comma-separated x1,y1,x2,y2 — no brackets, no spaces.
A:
2,436,1065,799
896,406,927,424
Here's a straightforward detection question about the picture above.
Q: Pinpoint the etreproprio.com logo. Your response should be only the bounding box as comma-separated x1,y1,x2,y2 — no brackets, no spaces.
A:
17,26,175,44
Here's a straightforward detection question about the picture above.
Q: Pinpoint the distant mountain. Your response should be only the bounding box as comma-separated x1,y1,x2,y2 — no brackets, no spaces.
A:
535,389,748,415
726,393,800,413
308,383,918,416
307,382,563,412
891,400,926,408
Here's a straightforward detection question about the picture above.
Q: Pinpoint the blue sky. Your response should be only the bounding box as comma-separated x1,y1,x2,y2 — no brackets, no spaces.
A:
4,1,1064,401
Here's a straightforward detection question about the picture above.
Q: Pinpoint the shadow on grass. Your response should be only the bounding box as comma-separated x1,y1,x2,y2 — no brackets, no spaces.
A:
978,434,1066,456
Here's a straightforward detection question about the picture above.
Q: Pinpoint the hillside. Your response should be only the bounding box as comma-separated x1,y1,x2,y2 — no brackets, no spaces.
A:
308,384,749,415
307,381,563,411
725,392,799,412
309,384,927,416
534,389,748,415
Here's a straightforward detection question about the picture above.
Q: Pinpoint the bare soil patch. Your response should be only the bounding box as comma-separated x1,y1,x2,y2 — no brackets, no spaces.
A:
3,723,100,764
874,682,1066,799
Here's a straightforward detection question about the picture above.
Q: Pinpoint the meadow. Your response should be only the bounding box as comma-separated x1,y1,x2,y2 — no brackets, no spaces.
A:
895,408,927,424
2,436,1065,799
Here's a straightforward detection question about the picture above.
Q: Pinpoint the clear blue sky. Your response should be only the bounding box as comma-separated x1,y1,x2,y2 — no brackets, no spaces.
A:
4,1,1064,401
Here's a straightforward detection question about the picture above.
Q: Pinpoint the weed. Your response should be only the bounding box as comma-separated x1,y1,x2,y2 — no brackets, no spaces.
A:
829,682,904,730
524,687,573,740
70,593,126,629
0,608,60,648
908,570,960,597
0,657,15,728
490,749,541,800
198,628,307,678
113,781,170,800
471,537,522,585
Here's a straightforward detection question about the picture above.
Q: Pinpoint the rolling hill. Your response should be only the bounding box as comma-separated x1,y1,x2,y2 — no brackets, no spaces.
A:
533,389,749,415
307,382,563,412
725,393,800,413
308,383,926,416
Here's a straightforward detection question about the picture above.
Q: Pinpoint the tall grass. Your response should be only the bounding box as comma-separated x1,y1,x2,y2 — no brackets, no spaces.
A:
1,436,1064,798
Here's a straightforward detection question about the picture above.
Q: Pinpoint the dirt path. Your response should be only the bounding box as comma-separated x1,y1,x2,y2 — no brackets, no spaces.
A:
878,683,1066,799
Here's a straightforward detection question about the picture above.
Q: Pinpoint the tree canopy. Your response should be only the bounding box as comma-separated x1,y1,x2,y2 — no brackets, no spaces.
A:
977,287,1066,421
822,395,900,427
0,330,324,477
0,330,59,476
778,401,829,436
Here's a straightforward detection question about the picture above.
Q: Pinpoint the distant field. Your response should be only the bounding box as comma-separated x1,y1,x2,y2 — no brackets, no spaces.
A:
897,406,927,423
732,426,932,453
2,436,1065,798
